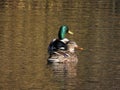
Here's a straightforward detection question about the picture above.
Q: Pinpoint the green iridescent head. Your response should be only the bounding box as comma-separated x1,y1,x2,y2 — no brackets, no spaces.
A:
58,25,73,40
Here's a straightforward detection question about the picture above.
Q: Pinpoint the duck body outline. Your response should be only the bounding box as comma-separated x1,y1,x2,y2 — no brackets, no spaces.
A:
48,25,78,63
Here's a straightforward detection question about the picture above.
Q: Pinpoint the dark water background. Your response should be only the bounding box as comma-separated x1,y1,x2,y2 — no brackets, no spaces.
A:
0,0,120,90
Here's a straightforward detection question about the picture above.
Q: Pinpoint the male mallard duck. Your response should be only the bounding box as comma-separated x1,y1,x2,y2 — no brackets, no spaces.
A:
48,25,84,63
48,25,73,55
48,41,79,63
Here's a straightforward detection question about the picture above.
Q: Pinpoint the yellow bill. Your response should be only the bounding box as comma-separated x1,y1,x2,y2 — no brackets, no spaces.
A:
68,30,74,35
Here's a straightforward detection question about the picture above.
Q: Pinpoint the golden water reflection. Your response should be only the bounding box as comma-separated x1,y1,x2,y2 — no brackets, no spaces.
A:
0,0,120,90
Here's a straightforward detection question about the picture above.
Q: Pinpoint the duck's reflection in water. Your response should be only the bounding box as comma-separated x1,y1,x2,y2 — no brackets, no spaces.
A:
50,62,78,90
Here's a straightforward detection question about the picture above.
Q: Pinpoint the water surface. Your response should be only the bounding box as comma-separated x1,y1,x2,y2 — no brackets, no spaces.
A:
0,0,120,90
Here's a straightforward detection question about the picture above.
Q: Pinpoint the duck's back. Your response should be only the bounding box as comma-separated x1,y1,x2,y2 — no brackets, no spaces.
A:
48,39,67,54
48,50,78,63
